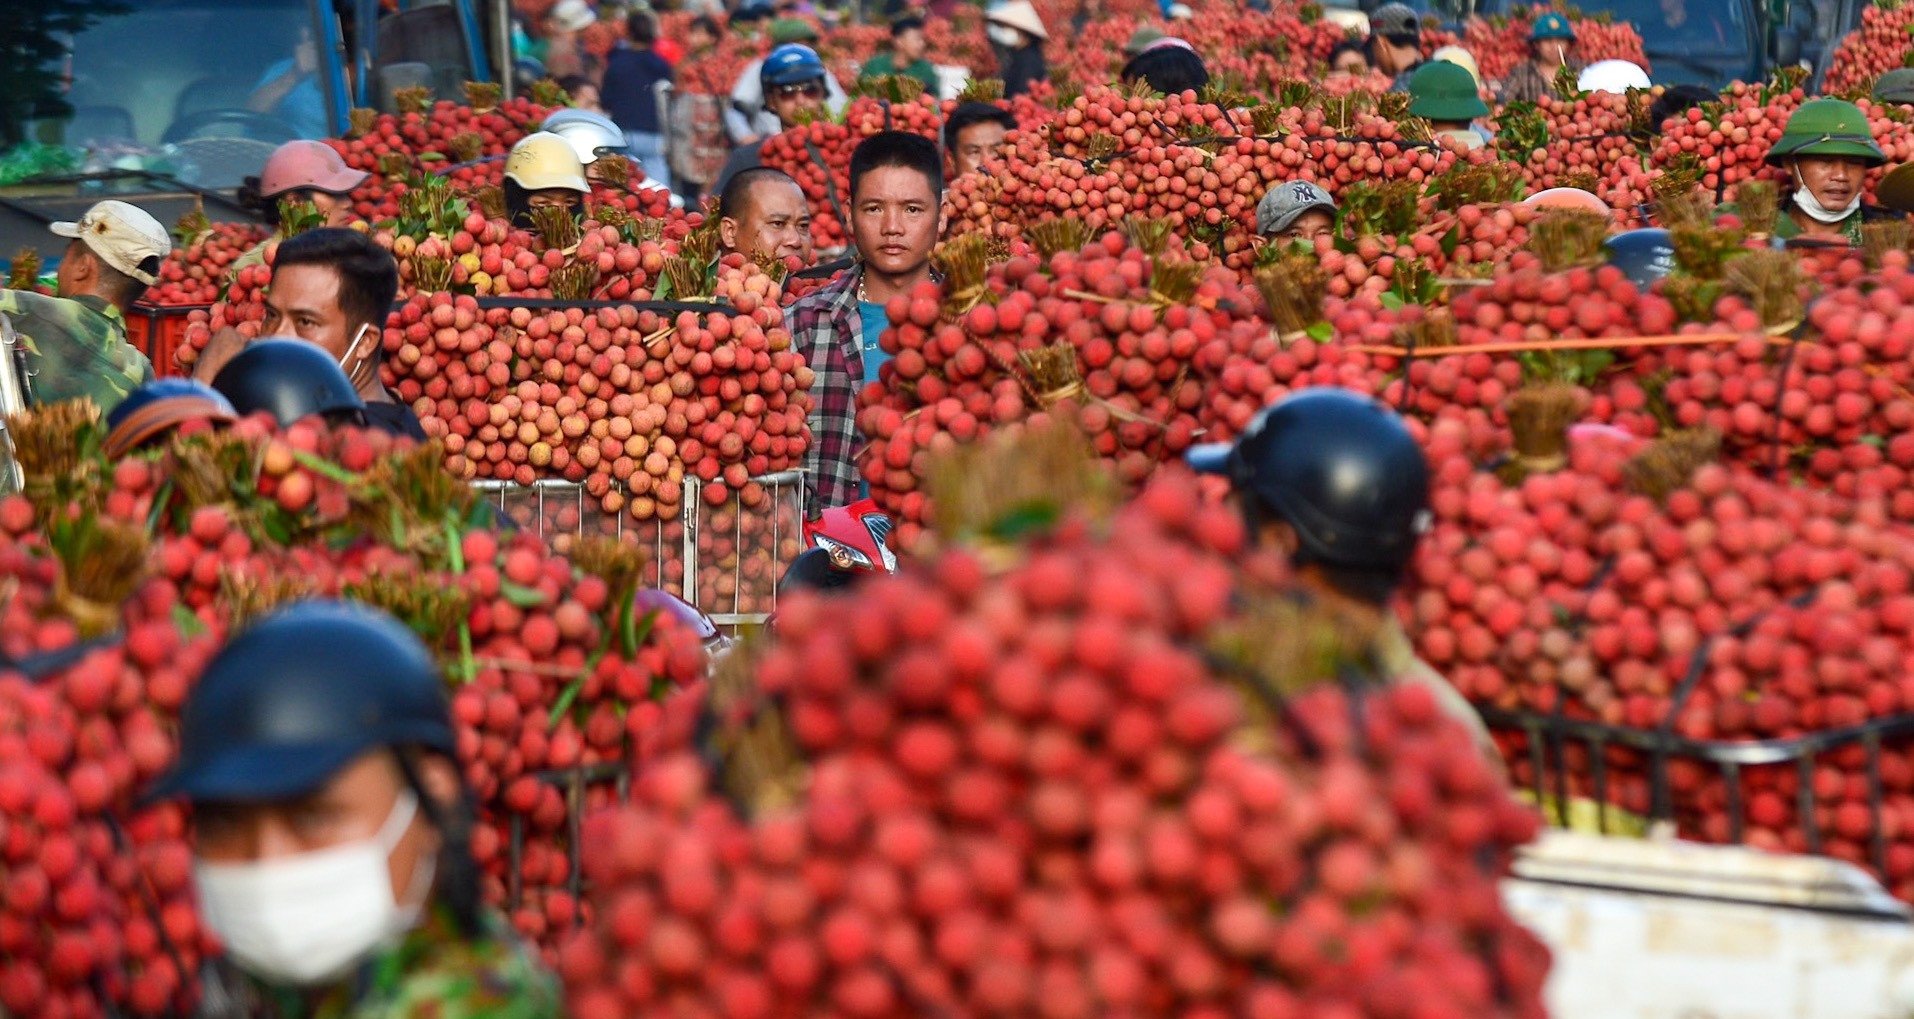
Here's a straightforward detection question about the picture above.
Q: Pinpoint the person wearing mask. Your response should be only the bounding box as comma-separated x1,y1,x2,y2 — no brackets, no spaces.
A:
1187,388,1494,756
144,601,561,1017
234,141,371,271
787,131,945,507
1763,98,1893,245
1496,13,1577,105
1119,38,1209,97
501,132,592,231
860,16,942,96
726,20,849,146
719,167,816,266
541,0,598,81
1408,60,1490,152
1366,3,1424,91
601,9,677,194
193,228,425,440
944,101,1016,178
0,200,168,411
985,0,1049,98
1256,180,1339,251
1326,39,1371,80
712,44,833,194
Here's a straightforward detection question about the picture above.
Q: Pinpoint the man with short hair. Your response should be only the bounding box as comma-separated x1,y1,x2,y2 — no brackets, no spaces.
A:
712,43,835,194
859,16,941,96
0,199,169,411
943,101,1016,178
786,131,945,507
193,228,424,439
719,167,816,266
1256,180,1339,250
601,9,677,194
1366,2,1424,91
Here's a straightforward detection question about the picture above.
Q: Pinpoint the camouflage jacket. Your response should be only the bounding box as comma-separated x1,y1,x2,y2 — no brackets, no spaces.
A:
0,289,153,412
202,906,562,1019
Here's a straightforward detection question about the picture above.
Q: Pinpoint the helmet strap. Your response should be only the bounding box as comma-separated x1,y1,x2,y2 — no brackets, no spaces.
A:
390,748,484,938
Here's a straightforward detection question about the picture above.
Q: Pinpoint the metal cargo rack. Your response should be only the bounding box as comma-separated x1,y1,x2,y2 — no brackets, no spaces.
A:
468,469,807,628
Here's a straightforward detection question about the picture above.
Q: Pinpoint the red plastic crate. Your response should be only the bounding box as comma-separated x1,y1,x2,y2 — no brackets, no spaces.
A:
125,303,210,379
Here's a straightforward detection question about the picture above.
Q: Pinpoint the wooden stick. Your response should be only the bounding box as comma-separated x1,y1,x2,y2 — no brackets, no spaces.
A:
1345,332,1750,358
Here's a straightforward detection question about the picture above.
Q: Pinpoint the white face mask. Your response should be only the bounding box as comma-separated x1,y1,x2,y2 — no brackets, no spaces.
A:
1792,166,1860,224
195,790,429,986
986,23,1023,47
340,322,376,390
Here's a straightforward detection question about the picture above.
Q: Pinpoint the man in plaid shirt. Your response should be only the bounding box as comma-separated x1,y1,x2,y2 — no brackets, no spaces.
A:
787,131,947,509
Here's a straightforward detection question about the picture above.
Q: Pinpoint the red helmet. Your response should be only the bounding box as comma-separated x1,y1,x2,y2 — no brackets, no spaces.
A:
802,499,896,573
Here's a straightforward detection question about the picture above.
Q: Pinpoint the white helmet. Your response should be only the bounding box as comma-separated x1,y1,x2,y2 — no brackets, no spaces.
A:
540,109,630,165
1577,59,1651,95
503,132,589,193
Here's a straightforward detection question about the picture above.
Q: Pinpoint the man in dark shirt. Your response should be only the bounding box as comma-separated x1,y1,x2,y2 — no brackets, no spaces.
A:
601,9,677,195
194,229,424,440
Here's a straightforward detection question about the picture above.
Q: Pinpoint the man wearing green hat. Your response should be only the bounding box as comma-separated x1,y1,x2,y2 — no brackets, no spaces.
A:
726,18,848,145
1874,69,1914,108
1497,12,1578,105
1409,60,1489,152
1763,98,1895,244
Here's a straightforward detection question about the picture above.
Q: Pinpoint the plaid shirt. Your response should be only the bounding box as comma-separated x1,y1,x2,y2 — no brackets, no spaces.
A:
1496,61,1579,106
786,263,868,510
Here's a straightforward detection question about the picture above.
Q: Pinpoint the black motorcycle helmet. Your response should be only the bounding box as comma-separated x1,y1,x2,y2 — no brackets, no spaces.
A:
146,600,455,804
102,378,237,458
210,338,366,427
1188,388,1430,603
1603,228,1675,290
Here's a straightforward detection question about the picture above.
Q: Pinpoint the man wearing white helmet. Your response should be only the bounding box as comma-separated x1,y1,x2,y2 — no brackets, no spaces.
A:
502,133,591,231
541,108,675,207
0,200,170,411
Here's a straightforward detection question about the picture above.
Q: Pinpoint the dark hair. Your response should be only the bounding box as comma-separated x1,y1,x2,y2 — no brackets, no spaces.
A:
719,166,802,220
627,9,658,44
272,228,400,346
1119,44,1210,96
1327,39,1369,70
942,101,1016,154
68,239,151,307
690,13,722,37
556,74,596,97
849,130,943,203
1648,84,1717,135
890,14,925,35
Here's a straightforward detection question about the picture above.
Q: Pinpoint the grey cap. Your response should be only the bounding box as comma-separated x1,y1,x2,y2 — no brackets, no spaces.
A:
1370,2,1420,38
1256,180,1338,235
1875,68,1914,105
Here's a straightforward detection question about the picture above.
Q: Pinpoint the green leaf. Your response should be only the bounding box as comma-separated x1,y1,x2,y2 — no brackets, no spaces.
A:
290,449,358,485
548,675,584,728
1305,320,1334,343
1438,224,1460,259
499,580,548,608
171,603,207,638
1379,291,1406,311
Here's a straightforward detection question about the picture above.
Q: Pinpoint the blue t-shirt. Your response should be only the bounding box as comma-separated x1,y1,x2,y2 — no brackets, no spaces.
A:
858,301,892,385
254,58,328,140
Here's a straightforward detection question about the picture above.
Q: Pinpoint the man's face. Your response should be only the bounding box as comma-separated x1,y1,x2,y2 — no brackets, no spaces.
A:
951,120,1009,177
766,78,826,125
279,189,356,229
527,187,582,216
1796,155,1866,213
1271,208,1336,248
724,178,814,264
1331,50,1369,77
262,262,357,361
851,164,942,277
688,25,716,50
895,27,927,62
1535,39,1571,65
191,753,432,907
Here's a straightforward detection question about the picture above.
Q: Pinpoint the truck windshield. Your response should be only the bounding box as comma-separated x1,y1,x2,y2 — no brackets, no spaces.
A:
44,0,329,184
1596,0,1751,55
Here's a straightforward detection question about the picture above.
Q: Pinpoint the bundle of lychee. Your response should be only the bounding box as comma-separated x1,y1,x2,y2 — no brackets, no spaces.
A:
558,455,1551,1019
1490,88,1655,213
855,227,1246,548
1824,0,1914,97
756,95,945,252
1459,8,1649,83
139,219,269,309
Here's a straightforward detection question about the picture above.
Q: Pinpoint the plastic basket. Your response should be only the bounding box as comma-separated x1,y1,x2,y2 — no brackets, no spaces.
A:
124,303,210,379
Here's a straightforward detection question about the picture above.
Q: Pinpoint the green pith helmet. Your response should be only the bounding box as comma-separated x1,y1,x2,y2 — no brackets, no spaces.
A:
1408,60,1488,122
1873,68,1914,105
1765,98,1886,167
1531,12,1575,42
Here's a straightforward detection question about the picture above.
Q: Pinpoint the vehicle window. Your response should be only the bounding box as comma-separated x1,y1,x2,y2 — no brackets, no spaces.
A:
1583,0,1749,52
